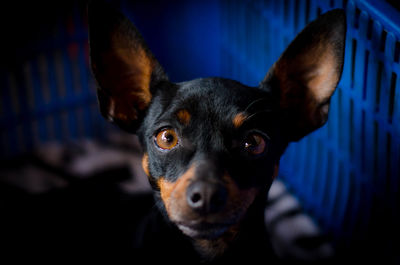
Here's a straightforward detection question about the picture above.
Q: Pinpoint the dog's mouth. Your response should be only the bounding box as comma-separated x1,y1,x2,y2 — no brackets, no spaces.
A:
176,221,234,239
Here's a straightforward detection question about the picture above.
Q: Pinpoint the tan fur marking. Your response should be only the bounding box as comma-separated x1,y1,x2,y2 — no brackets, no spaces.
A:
142,153,150,176
157,164,197,218
232,112,248,129
176,109,191,126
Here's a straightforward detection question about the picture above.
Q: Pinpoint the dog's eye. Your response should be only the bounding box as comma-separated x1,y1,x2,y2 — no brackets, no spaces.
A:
155,128,178,150
243,133,266,156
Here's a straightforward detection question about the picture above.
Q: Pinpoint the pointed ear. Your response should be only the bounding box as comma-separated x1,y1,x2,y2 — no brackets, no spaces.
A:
261,9,346,141
88,2,168,132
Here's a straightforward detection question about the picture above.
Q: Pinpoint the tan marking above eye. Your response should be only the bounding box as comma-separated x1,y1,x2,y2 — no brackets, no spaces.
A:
176,109,191,126
155,128,179,150
233,112,248,128
243,133,267,155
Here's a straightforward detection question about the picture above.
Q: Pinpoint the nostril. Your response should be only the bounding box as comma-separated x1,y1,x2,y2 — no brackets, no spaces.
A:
186,180,228,214
187,182,206,210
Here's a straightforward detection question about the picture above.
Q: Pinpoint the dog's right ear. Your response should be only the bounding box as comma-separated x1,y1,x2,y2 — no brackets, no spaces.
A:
88,2,168,132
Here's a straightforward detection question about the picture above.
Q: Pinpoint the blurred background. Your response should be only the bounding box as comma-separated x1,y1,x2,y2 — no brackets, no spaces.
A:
0,0,399,263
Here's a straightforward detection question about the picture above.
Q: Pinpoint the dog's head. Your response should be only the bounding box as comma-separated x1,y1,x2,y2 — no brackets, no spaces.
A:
88,2,345,256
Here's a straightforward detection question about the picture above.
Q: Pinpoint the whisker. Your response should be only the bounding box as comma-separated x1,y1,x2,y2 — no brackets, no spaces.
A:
244,109,274,122
244,98,270,113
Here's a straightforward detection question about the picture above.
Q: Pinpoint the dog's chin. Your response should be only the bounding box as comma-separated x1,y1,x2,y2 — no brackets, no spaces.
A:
176,221,233,239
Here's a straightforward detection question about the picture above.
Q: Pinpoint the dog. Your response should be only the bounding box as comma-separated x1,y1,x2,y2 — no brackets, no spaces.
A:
88,2,346,263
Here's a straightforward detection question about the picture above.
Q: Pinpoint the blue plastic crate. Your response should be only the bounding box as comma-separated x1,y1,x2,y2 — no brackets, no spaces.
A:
0,4,108,158
220,0,400,256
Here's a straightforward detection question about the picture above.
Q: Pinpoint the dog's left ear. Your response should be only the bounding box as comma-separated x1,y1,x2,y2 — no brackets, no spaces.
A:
261,9,346,141
88,2,168,132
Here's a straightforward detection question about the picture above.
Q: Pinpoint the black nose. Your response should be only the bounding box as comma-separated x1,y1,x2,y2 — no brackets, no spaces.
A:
186,180,228,214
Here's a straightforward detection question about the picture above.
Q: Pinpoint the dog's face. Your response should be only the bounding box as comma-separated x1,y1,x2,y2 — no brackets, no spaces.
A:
88,2,345,254
140,78,282,239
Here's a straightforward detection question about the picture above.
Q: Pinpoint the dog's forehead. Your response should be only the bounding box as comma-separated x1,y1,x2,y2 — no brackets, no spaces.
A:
174,78,267,114
143,77,274,138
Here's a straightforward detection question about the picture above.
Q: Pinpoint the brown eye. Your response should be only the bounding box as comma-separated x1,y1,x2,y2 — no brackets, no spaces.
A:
244,133,266,155
155,128,178,150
